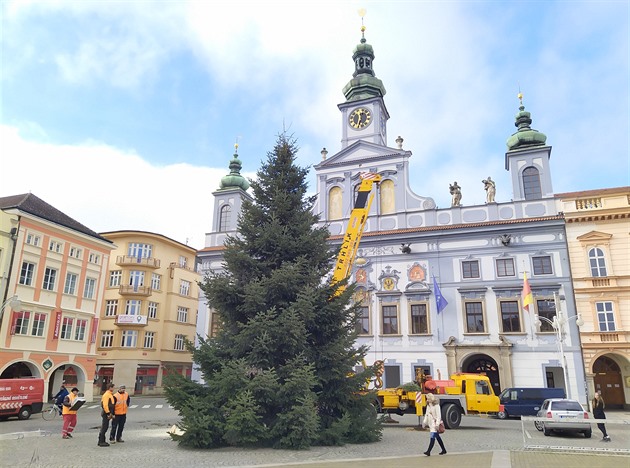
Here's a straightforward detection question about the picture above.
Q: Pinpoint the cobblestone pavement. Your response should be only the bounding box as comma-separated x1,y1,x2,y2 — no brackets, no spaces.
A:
1,411,628,467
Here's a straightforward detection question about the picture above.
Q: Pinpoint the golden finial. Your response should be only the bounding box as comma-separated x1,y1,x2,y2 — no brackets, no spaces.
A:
517,84,523,106
234,136,241,153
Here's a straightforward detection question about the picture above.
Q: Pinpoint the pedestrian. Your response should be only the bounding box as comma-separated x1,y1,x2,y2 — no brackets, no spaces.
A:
61,387,80,439
422,393,447,456
592,390,611,442
110,384,130,444
98,383,116,447
53,382,69,414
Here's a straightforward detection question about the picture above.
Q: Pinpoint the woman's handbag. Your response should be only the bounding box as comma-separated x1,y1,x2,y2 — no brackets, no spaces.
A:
438,422,445,434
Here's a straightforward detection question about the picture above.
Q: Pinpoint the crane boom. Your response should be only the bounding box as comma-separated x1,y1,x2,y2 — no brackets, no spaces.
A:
331,173,381,294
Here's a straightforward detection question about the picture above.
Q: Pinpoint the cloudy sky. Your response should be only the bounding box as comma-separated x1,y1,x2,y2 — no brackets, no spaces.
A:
2,1,628,249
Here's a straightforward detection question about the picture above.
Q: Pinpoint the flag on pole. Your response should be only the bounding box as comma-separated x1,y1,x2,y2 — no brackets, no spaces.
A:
433,276,448,313
522,272,534,312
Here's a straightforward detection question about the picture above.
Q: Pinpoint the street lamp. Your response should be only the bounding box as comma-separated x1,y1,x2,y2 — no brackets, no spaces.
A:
0,295,21,331
535,293,583,399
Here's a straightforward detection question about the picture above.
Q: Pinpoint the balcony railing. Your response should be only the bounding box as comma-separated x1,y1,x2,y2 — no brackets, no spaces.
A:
116,255,160,268
600,332,619,342
119,285,152,296
575,198,602,210
591,278,611,287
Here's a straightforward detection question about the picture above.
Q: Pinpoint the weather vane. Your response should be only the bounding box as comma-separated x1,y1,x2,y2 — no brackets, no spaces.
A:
517,84,523,106
234,136,241,153
358,8,366,38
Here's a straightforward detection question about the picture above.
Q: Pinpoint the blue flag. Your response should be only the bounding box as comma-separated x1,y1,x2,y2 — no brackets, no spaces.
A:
433,276,448,313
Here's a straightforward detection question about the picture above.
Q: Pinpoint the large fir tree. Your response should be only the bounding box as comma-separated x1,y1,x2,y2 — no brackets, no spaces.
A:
164,135,382,449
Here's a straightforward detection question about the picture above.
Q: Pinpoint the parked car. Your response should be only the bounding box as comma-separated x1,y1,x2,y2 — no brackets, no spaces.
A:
535,398,591,438
497,387,565,419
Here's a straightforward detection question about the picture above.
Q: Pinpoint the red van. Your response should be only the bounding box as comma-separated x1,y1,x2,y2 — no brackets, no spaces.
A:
0,377,44,420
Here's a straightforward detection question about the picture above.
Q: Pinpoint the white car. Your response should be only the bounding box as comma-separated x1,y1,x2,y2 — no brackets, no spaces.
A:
535,398,592,438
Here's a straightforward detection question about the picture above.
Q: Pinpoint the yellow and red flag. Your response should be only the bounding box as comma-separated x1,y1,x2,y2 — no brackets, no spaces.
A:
522,272,534,312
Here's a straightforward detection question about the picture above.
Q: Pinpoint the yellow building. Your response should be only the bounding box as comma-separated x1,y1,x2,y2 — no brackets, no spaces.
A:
0,194,114,403
97,231,200,395
557,187,630,408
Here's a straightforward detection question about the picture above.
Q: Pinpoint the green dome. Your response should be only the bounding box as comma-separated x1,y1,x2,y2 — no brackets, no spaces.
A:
506,105,547,150
219,152,249,191
342,29,386,102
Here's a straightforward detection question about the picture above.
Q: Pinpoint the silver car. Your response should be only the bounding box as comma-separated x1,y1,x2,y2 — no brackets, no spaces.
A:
536,398,592,438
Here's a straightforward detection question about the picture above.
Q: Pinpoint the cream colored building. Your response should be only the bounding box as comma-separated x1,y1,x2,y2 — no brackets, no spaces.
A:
97,231,200,396
0,194,114,404
557,187,630,408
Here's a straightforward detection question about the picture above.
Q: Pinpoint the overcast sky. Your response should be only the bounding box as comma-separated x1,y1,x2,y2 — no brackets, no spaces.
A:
1,1,628,249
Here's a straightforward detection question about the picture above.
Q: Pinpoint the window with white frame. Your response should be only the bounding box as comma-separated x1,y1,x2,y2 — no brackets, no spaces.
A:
64,272,78,295
496,258,515,277
174,334,186,351
218,205,231,232
88,253,99,264
60,317,74,339
532,255,553,275
499,301,521,333
462,260,480,279
143,331,155,349
147,302,158,319
69,247,82,259
100,330,114,348
522,166,542,200
151,273,161,290
465,301,485,333
381,305,399,335
49,240,62,253
129,270,145,287
30,313,46,337
121,330,138,348
105,300,118,317
410,303,429,334
74,319,87,341
125,300,142,315
180,280,190,296
83,277,96,299
109,270,122,287
179,256,188,268
588,248,608,277
355,306,370,335
177,306,188,323
26,233,40,246
596,302,615,331
43,267,57,291
128,243,152,259
536,299,556,332
19,262,35,286
13,311,30,335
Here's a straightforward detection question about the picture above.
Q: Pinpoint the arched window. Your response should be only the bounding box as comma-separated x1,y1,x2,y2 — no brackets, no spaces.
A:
588,247,607,277
328,187,343,220
379,179,395,214
522,166,542,200
218,205,231,232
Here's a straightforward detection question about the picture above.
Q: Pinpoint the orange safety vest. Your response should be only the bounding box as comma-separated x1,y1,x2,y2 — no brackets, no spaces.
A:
101,390,115,415
62,393,78,415
113,391,129,415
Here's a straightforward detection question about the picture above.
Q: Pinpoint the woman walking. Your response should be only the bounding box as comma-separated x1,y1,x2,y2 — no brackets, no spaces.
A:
592,390,611,442
422,393,447,456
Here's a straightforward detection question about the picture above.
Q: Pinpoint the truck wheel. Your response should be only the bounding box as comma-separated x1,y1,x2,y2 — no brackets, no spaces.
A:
372,398,383,414
442,403,461,429
17,406,32,420
497,410,508,420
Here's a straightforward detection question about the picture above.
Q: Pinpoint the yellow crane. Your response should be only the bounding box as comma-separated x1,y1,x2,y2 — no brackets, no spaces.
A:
331,172,381,295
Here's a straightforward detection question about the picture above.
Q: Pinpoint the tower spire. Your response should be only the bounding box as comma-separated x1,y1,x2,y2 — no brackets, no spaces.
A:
506,91,547,150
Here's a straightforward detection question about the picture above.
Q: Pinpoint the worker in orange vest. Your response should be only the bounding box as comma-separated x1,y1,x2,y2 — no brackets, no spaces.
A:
110,384,131,443
61,387,80,439
98,383,115,447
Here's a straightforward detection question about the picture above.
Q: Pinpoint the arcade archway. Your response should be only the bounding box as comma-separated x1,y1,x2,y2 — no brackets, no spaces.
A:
463,354,501,395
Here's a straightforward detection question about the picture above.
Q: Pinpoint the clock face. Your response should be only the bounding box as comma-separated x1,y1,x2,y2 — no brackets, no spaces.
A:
383,277,395,291
349,108,372,129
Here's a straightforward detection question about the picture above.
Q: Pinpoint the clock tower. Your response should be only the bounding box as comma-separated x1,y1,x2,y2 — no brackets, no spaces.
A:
339,23,389,149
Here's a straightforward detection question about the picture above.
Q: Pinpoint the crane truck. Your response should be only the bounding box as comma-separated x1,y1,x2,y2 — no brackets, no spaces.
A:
374,371,500,428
